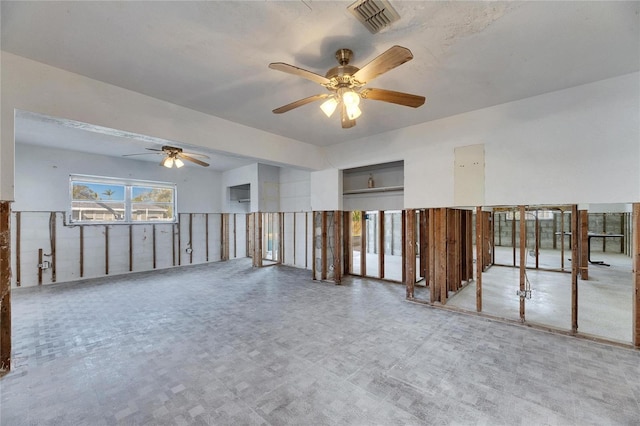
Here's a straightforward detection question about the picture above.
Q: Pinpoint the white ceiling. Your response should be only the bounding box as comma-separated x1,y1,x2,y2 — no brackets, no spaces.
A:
2,1,639,165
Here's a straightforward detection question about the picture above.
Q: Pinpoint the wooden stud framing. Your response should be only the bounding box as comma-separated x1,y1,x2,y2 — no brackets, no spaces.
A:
129,225,133,271
321,211,327,280
483,212,492,270
0,201,11,374
379,211,385,279
580,210,589,280
311,212,316,278
343,212,350,275
333,211,342,284
401,210,406,283
405,209,416,299
519,205,526,322
221,213,229,261
189,213,193,264
172,223,176,266
305,212,309,269
152,224,157,269
428,209,437,302
437,208,448,304
561,210,566,271
420,209,428,280
632,203,640,347
80,225,84,277
512,212,517,267
252,213,263,267
205,214,209,262
279,213,284,264
476,207,483,312
358,211,365,276
177,217,182,266
49,212,56,282
572,205,580,333
293,213,297,266
38,248,43,285
15,212,20,287
535,211,540,269
234,213,238,259
105,225,110,275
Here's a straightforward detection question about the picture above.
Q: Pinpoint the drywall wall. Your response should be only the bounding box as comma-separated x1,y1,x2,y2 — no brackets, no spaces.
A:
310,169,342,211
279,168,311,212
325,73,640,208
258,163,280,212
0,51,327,200
14,143,222,213
222,164,259,213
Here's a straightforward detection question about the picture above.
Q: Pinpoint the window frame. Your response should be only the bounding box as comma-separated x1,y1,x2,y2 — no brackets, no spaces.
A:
69,174,178,225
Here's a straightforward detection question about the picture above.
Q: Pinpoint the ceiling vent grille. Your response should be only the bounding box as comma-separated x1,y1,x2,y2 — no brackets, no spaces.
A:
348,0,400,34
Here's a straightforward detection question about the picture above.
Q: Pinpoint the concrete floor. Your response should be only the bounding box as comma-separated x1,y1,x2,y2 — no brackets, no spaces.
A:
2,259,639,425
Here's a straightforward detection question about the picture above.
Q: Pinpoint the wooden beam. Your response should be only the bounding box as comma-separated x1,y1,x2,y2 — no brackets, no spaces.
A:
580,210,589,280
512,211,517,267
205,214,209,262
572,205,580,333
401,210,406,283
129,224,133,271
437,208,448,304
80,225,84,277
632,203,639,347
343,212,350,275
293,213,297,266
321,211,327,280
311,212,316,278
360,211,366,276
484,212,492,270
428,209,437,302
105,225,110,275
234,214,238,259
177,216,182,266
334,211,342,284
279,213,284,264
38,248,43,285
560,209,566,271
405,209,416,299
49,212,56,282
305,212,308,269
420,209,428,280
221,213,229,261
189,213,193,264
152,224,156,269
519,205,526,322
476,207,483,312
535,210,540,269
15,212,20,287
0,201,12,375
379,211,385,279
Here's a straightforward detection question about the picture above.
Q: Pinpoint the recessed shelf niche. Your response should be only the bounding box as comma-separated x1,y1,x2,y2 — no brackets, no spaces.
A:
342,161,404,211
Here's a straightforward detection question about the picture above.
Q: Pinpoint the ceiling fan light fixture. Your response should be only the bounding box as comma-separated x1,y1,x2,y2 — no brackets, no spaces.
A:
174,157,184,168
162,156,174,168
342,90,360,107
320,97,339,117
346,104,362,120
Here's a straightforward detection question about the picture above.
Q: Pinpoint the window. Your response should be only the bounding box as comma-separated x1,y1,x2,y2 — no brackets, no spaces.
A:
69,175,177,224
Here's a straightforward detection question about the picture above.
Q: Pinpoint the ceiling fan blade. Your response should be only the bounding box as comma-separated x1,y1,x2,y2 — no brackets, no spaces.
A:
179,153,209,167
269,62,331,85
122,152,163,157
273,94,330,114
181,151,209,159
360,88,426,108
352,45,413,84
145,147,164,152
341,103,356,129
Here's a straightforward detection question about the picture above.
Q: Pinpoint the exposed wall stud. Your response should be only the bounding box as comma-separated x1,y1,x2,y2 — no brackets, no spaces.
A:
189,213,193,264
0,201,11,375
519,205,526,322
572,205,580,333
632,203,639,347
333,211,342,284
105,225,110,275
476,207,483,312
360,211,366,276
15,212,20,287
129,224,133,271
405,209,416,299
152,224,157,269
321,211,327,280
80,225,84,277
205,214,209,262
580,210,589,280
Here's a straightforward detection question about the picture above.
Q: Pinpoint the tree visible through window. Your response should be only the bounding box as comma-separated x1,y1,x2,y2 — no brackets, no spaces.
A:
69,175,177,224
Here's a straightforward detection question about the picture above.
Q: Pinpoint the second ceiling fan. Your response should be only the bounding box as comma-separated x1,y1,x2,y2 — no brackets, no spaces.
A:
269,45,426,128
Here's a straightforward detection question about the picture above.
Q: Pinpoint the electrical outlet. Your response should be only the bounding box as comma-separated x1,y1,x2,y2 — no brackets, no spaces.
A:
186,248,193,254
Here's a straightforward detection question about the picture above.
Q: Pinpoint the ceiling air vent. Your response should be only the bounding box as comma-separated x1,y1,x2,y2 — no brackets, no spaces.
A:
348,0,400,34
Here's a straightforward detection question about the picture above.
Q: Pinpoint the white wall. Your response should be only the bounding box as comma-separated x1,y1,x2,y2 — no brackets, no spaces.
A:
325,73,640,208
14,143,222,212
222,163,259,213
310,169,342,211
258,163,280,212
279,167,311,212
0,52,327,200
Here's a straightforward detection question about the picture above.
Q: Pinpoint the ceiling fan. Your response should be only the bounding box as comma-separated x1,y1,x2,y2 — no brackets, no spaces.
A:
269,45,426,128
123,145,210,168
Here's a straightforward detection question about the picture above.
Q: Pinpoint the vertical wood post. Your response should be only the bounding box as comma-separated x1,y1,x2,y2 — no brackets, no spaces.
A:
343,212,350,275
476,207,483,312
401,210,406,283
571,205,580,333
311,212,316,278
105,225,110,274
438,208,448,304
172,223,176,266
360,211,366,276
189,213,193,264
252,213,263,267
0,201,12,374
580,210,589,280
333,211,342,284
321,211,327,280
50,212,56,282
129,225,133,271
152,224,156,269
80,225,84,277
15,212,20,287
379,211,385,279
535,211,540,269
221,213,230,261
512,212,516,267
205,214,209,262
631,203,639,347
561,209,566,271
519,205,526,322
405,209,416,299
420,209,428,280
293,213,297,266
428,209,437,302
234,213,238,259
